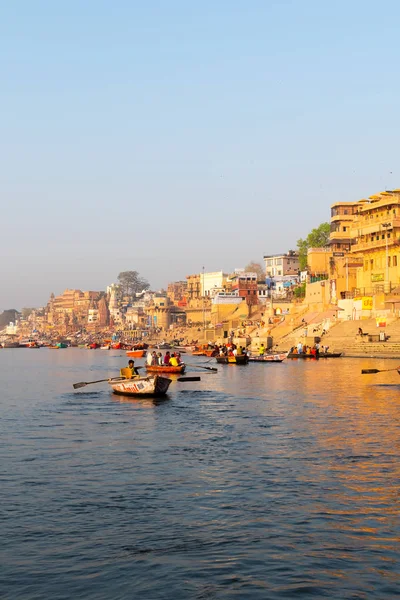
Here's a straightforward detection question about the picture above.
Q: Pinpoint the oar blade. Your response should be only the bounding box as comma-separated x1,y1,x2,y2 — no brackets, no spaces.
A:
177,376,201,382
361,369,381,374
73,381,87,389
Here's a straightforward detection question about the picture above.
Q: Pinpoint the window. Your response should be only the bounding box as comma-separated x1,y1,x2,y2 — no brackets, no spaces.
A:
388,256,391,267
394,256,398,266
343,226,347,232
364,260,368,270
370,259,374,268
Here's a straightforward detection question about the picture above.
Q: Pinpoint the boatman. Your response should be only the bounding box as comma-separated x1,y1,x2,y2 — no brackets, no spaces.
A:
128,360,140,378
259,343,265,356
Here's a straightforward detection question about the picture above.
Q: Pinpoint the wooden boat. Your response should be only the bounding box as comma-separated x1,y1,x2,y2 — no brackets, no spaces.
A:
192,350,207,356
286,352,342,359
126,349,146,358
216,354,249,365
88,343,100,349
100,345,111,350
108,375,171,397
248,353,287,363
146,364,186,374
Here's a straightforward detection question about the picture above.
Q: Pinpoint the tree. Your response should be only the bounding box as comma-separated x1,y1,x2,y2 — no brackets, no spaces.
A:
117,271,150,299
245,261,265,282
297,222,330,270
21,307,35,320
0,309,20,329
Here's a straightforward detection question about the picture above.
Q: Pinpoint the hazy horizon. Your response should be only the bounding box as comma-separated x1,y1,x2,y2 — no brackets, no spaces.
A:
2,0,400,310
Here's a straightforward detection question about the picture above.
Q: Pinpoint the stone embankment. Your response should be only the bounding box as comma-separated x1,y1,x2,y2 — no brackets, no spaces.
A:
257,315,400,359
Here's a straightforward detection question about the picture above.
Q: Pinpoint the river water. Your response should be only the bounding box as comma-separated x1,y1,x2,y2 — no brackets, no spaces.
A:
1,349,400,599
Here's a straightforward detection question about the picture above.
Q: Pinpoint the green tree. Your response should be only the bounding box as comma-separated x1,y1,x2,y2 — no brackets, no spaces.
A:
297,222,330,270
245,261,265,282
21,307,35,320
117,271,150,299
0,309,20,328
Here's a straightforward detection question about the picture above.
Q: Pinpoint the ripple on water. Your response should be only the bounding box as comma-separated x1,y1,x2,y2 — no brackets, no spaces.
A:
1,354,400,599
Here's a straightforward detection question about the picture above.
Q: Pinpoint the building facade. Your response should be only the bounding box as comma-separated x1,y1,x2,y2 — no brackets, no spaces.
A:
263,252,299,278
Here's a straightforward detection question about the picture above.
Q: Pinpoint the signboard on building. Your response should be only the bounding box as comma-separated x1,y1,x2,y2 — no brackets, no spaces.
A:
333,252,344,257
371,273,384,282
362,297,373,310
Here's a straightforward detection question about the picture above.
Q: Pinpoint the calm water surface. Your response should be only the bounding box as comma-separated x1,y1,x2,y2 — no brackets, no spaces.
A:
1,349,400,599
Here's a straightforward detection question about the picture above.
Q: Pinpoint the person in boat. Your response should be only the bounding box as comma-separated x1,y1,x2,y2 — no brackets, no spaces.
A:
259,344,265,356
128,360,140,377
157,352,163,366
315,342,320,357
176,352,182,365
146,351,153,366
358,327,363,336
169,353,179,367
297,341,303,354
163,351,171,365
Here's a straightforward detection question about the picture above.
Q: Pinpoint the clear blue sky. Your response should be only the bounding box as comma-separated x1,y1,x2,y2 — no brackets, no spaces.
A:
1,0,400,309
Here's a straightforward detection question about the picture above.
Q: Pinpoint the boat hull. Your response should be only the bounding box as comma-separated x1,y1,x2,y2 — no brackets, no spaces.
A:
248,353,287,363
286,352,342,359
108,375,171,396
146,364,185,374
126,350,146,358
216,354,249,365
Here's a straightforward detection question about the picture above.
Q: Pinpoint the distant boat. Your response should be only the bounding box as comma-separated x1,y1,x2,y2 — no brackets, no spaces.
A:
216,354,249,365
286,352,342,359
126,349,146,358
248,353,287,363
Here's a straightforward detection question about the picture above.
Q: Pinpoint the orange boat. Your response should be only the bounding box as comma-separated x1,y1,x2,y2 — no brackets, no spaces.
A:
146,364,186,374
126,349,146,358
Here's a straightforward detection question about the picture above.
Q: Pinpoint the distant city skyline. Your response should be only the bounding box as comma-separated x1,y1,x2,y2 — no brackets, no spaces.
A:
1,0,399,309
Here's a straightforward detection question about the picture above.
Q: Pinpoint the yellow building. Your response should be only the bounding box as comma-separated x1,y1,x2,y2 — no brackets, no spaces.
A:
329,190,400,298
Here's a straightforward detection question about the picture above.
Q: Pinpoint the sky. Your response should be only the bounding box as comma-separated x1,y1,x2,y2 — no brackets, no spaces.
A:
1,0,400,310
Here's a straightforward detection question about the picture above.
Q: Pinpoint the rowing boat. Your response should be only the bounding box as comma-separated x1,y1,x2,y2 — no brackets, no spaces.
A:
248,353,287,363
146,364,186,374
126,349,146,358
108,375,171,397
286,352,342,359
216,354,249,365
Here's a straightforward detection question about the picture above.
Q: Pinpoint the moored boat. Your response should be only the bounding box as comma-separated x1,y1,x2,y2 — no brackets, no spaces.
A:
146,364,186,374
216,354,249,365
108,375,171,397
248,353,287,363
126,349,146,358
286,352,342,359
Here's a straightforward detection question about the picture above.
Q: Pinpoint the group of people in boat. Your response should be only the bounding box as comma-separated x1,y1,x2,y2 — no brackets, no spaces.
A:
218,343,248,357
289,341,329,356
146,350,183,367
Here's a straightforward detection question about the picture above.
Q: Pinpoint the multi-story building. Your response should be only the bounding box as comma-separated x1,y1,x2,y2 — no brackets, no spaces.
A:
186,274,201,301
167,281,188,305
263,252,299,278
230,272,259,306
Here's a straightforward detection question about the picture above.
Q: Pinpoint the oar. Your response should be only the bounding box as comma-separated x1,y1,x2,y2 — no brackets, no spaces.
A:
73,376,125,389
361,367,400,374
184,363,217,372
176,377,201,382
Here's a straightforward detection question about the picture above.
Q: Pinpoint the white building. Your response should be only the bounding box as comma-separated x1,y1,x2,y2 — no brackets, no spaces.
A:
201,271,229,296
263,252,299,278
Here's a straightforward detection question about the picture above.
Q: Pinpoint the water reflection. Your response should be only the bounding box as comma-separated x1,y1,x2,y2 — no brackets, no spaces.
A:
1,351,400,599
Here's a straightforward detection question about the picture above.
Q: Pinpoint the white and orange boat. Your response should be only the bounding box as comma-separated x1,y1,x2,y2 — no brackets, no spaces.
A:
108,375,171,397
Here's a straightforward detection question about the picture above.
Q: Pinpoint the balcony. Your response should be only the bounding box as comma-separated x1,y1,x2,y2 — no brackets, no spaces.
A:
330,213,356,223
329,231,352,242
351,237,400,252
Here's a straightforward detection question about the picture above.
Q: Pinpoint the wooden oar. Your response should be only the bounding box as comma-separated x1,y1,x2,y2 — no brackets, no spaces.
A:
176,377,201,382
73,376,125,389
361,367,400,374
184,363,217,372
